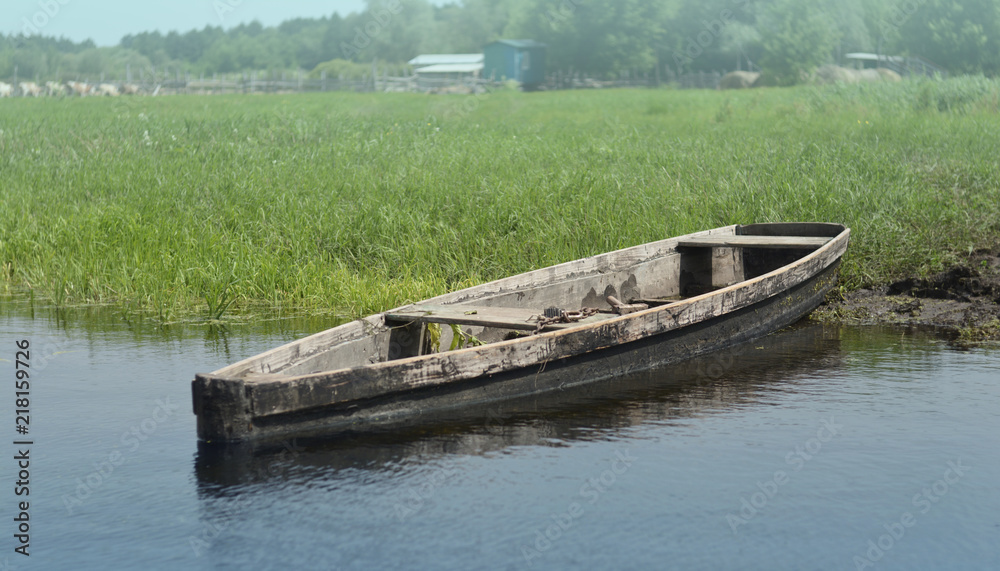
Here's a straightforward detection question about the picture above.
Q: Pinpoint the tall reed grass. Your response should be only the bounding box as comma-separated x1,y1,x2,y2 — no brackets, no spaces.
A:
1,77,998,320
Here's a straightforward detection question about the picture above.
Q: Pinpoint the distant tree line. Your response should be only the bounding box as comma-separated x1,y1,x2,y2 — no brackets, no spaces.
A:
2,0,998,85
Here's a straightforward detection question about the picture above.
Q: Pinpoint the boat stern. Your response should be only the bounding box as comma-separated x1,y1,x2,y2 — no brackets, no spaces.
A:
192,374,253,442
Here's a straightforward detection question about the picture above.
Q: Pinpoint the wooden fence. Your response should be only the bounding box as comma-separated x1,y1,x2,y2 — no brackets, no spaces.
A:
2,68,731,96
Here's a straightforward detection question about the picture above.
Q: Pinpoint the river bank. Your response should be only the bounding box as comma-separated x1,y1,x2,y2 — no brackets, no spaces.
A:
815,247,1000,343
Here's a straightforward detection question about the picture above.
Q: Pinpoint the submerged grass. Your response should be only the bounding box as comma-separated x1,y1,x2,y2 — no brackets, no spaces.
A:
1,77,999,320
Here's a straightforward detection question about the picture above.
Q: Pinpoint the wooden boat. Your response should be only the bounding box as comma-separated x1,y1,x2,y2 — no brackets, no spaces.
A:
193,222,849,444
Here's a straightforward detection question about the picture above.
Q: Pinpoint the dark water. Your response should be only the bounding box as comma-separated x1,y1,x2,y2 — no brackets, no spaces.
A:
2,302,999,571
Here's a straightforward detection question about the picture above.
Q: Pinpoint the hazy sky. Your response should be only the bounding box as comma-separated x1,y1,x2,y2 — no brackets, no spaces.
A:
9,0,443,47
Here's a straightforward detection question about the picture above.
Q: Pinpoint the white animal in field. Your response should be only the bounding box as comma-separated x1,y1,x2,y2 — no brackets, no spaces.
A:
0,82,12,97
67,81,92,96
19,82,43,97
121,83,141,95
46,81,68,96
96,83,120,96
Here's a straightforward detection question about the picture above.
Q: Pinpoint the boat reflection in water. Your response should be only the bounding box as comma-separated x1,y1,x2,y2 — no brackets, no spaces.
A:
194,322,842,488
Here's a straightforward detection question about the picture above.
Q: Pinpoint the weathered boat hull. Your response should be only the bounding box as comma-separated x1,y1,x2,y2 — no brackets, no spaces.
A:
194,223,850,444
239,261,838,443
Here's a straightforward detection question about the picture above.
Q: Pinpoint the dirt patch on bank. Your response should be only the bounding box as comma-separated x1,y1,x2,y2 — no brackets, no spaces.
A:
814,249,1000,344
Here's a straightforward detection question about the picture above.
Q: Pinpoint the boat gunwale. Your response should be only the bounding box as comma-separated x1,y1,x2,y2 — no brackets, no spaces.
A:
202,224,849,398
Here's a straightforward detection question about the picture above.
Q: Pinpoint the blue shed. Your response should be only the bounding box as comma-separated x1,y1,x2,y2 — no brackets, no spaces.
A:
483,40,547,87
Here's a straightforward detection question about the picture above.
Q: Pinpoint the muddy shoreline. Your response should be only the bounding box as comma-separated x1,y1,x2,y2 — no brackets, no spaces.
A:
814,249,1000,344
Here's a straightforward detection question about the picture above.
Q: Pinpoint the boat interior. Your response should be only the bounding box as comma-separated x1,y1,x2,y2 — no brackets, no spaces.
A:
222,224,844,379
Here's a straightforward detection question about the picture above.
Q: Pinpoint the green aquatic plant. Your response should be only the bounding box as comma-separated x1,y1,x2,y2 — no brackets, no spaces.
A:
426,323,442,353
449,323,484,351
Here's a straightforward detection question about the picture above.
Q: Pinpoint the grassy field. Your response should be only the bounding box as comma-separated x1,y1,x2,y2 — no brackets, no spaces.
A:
1,78,999,321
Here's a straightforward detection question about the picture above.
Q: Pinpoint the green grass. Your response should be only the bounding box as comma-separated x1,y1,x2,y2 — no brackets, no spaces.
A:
2,78,999,321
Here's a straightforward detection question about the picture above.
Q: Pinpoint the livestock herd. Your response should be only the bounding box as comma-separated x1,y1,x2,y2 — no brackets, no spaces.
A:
0,80,142,97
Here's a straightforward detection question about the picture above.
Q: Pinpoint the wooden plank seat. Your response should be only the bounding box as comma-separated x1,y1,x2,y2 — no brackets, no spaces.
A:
385,304,614,331
676,236,831,249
